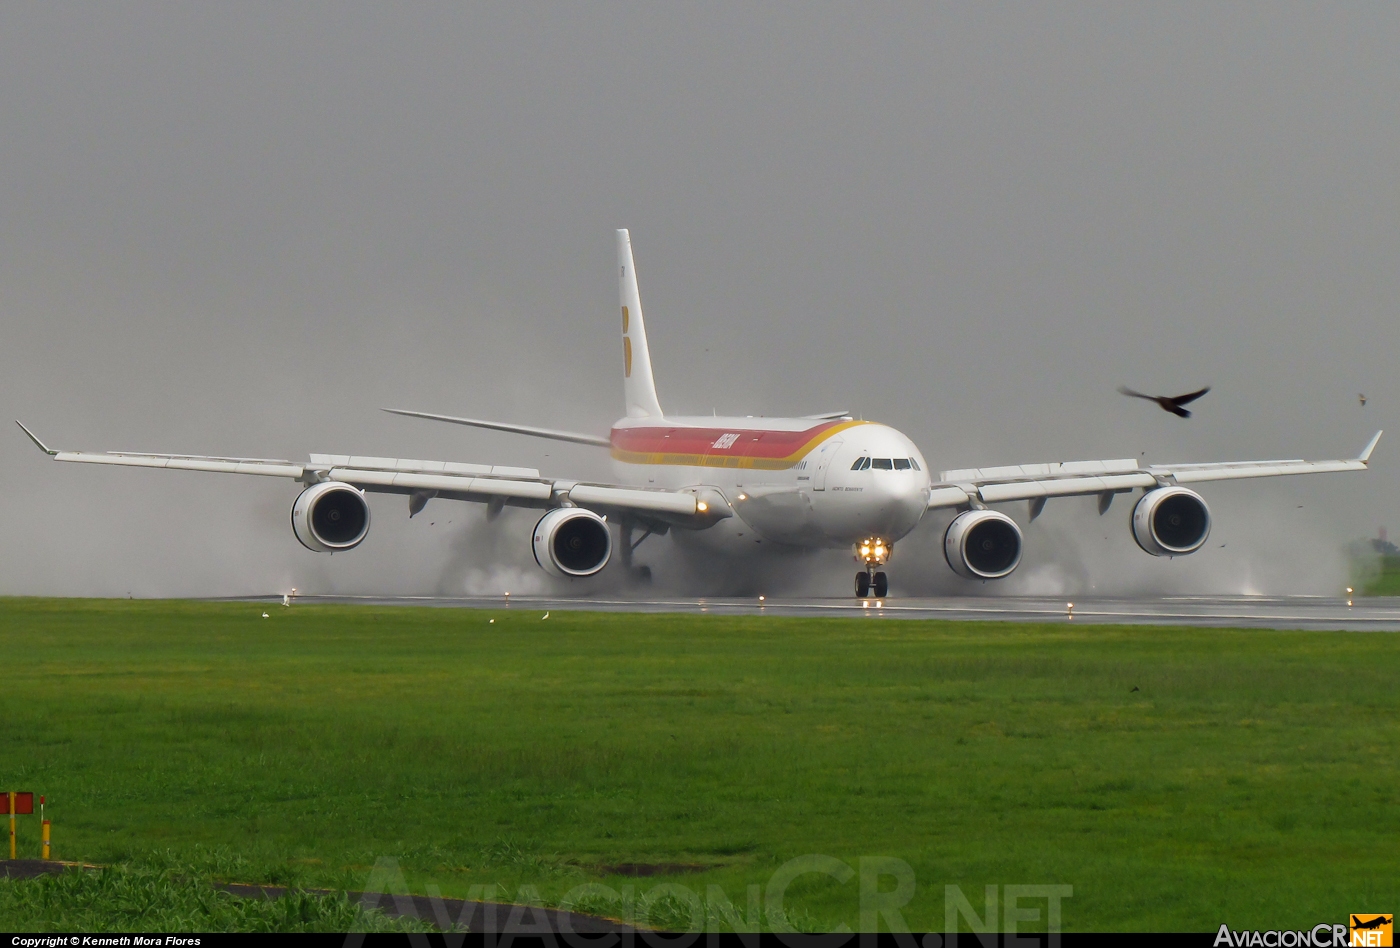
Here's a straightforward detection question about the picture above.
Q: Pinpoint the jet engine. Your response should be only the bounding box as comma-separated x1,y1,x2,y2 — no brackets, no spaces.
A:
533,508,612,578
944,509,1023,580
291,482,371,552
1132,486,1210,556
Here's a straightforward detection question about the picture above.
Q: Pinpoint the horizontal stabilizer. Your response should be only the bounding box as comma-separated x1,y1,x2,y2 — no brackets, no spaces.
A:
382,409,611,447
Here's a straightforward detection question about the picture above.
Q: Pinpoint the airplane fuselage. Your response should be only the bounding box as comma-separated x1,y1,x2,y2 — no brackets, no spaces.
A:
610,416,930,554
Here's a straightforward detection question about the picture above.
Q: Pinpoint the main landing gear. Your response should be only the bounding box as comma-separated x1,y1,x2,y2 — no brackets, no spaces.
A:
619,520,660,584
853,537,891,599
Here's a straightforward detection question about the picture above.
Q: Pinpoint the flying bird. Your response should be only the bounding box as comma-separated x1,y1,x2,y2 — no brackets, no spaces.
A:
1118,385,1211,418
1359,393,1368,407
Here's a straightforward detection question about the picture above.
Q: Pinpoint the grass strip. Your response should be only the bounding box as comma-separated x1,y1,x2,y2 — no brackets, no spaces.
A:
0,852,434,933
0,597,1394,931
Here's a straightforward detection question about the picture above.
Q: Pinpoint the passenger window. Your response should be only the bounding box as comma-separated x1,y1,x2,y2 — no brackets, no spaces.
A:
872,458,893,470
893,458,911,470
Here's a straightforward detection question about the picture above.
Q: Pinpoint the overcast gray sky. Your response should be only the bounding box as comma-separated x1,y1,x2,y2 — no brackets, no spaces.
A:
2,4,1397,598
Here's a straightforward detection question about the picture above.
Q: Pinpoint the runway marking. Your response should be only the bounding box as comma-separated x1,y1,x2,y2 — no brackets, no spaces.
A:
218,595,1400,632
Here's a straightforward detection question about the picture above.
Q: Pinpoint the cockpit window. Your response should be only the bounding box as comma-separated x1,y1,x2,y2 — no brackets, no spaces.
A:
852,457,920,471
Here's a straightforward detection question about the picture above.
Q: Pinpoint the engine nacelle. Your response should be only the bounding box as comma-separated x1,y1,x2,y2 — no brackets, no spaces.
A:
944,509,1023,580
291,482,371,552
1132,486,1210,556
533,508,612,578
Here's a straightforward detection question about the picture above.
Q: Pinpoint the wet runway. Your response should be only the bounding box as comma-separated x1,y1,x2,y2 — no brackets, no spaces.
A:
234,593,1400,631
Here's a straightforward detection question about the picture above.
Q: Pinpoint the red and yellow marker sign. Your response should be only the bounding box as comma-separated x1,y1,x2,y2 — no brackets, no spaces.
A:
2,792,38,860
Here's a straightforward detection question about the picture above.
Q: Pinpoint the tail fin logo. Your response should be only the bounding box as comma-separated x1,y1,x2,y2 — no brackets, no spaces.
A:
622,304,632,377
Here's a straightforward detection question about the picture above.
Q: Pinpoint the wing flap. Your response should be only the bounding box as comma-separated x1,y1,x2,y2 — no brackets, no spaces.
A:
567,484,698,516
1165,459,1364,483
975,472,1156,504
940,459,1139,481
52,451,305,478
332,468,554,501
310,454,540,479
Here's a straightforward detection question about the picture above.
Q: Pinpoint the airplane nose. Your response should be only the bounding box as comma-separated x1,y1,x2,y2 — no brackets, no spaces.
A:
868,473,927,536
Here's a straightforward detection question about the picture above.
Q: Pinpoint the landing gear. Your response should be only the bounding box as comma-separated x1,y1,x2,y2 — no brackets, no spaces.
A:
854,570,889,598
619,519,662,585
853,537,893,599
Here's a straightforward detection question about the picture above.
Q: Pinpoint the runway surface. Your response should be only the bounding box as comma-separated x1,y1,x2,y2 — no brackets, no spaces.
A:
232,593,1400,631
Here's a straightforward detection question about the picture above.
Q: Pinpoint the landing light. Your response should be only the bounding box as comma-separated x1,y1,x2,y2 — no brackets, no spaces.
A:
737,493,747,501
697,501,709,513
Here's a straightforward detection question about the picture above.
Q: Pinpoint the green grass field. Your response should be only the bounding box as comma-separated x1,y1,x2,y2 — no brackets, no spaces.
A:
0,853,435,933
1362,555,1400,595
0,597,1394,932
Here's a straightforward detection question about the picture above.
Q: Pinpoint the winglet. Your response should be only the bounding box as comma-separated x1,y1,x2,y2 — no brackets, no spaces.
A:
1359,430,1383,463
15,421,58,456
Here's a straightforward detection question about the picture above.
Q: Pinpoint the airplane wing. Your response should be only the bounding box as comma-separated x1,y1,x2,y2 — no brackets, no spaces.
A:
14,421,723,526
926,431,1382,510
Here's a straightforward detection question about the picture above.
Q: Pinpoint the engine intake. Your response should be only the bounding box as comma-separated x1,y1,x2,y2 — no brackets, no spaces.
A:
944,509,1023,580
292,482,371,552
1132,486,1210,556
533,508,612,578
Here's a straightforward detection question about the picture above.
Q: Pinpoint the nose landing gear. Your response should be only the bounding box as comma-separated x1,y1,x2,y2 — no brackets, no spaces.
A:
854,571,888,598
853,538,891,598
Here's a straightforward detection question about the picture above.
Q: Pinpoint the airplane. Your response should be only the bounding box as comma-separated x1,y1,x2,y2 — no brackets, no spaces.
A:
16,230,1384,598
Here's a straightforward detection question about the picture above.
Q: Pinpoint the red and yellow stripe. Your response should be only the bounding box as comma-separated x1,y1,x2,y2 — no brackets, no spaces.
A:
610,420,867,470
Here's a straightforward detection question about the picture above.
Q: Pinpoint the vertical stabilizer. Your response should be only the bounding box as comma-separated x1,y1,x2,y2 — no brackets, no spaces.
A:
617,229,664,419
